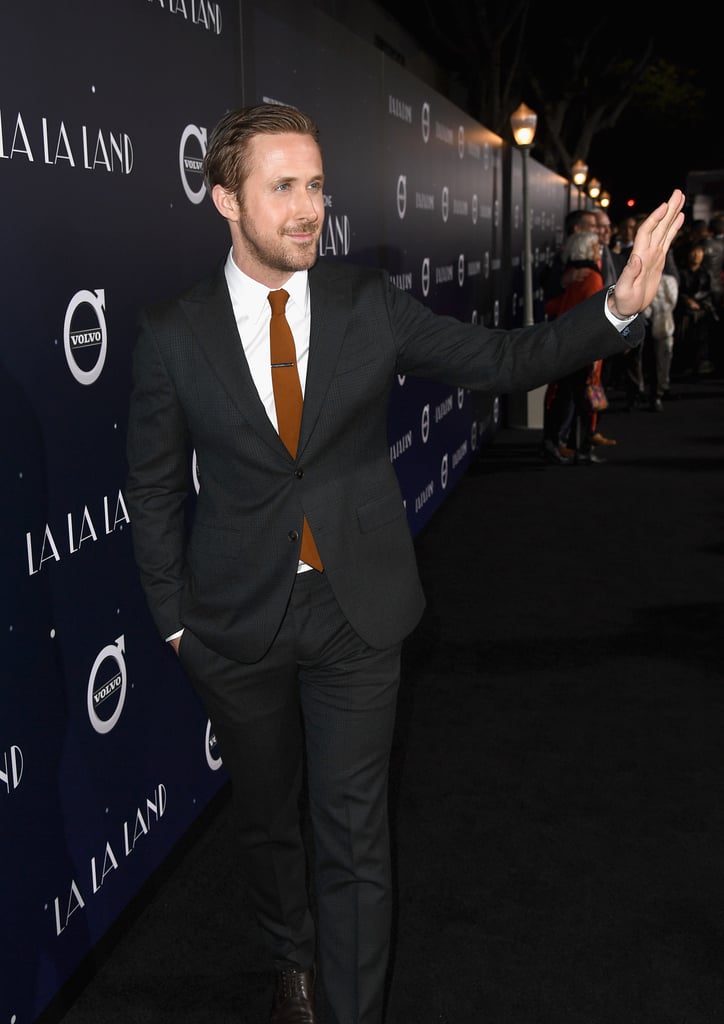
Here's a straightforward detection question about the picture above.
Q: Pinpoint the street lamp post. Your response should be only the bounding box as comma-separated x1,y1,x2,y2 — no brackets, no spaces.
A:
510,102,538,327
571,159,588,209
587,177,602,202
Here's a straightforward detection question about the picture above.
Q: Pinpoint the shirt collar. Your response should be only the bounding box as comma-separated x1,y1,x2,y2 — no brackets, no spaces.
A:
224,249,309,321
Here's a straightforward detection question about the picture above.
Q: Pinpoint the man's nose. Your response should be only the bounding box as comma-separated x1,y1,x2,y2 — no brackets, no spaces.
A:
294,190,320,220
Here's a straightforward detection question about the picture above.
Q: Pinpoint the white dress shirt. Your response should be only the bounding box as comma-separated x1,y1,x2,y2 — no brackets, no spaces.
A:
224,250,311,426
225,251,315,575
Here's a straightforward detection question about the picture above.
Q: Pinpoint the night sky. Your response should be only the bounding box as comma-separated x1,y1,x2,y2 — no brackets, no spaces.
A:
382,4,722,222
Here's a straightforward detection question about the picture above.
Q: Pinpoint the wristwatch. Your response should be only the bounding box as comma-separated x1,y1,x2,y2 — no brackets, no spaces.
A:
606,285,637,324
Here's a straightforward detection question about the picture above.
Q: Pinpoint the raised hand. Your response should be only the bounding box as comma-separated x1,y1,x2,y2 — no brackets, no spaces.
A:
608,189,685,318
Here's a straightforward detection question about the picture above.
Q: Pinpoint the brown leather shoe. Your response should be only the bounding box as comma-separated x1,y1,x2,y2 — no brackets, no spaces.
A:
270,967,316,1023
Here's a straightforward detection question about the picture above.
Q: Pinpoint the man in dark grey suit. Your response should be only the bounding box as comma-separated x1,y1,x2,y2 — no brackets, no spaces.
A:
125,103,684,1024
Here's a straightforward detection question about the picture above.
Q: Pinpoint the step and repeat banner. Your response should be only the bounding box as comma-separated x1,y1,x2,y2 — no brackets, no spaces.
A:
2,4,240,1022
1,3,567,1021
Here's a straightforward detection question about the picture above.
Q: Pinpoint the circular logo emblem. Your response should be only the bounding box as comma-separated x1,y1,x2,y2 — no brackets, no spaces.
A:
87,636,127,734
421,403,430,444
421,257,431,298
64,289,107,386
421,103,430,144
179,124,208,205
205,720,223,771
397,174,407,220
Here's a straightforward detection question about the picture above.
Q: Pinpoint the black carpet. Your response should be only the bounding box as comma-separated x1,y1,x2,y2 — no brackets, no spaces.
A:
50,375,724,1024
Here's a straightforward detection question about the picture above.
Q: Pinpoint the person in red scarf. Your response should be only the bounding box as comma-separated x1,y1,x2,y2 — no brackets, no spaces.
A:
542,230,610,464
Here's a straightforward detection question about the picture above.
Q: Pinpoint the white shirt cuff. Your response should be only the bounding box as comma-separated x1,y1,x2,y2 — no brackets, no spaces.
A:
604,286,637,331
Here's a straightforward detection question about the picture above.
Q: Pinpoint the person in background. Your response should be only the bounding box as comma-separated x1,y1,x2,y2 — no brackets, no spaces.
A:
125,101,685,1024
542,230,607,464
702,213,724,369
705,213,724,308
644,265,679,410
671,216,706,268
542,210,610,455
595,208,619,290
593,207,621,443
542,207,599,310
617,213,656,409
611,213,637,270
674,240,719,377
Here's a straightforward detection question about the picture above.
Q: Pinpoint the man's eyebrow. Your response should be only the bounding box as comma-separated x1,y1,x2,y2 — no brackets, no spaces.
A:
267,173,325,191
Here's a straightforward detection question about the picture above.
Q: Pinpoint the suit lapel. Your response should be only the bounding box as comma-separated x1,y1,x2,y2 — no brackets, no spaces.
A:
180,265,286,456
299,264,352,454
180,261,354,459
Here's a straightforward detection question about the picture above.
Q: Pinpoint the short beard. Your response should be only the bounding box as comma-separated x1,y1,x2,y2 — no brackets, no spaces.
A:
238,201,320,274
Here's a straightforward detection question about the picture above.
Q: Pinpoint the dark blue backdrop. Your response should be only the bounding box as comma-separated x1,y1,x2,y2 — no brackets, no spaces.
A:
1,3,569,1020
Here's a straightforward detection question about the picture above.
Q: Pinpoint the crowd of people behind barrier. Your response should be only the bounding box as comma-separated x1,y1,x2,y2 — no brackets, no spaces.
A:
538,208,724,465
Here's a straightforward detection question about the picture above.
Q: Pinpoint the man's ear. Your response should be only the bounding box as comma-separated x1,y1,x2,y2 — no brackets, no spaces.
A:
211,184,239,222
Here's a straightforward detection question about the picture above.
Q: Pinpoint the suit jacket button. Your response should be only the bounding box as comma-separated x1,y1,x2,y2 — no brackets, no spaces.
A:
295,468,304,478
288,530,299,542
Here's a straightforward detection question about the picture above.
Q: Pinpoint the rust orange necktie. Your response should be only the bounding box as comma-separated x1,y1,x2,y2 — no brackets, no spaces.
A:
268,289,323,572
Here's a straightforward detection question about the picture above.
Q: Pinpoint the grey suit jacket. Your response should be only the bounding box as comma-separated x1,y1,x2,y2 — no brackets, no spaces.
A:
125,259,640,662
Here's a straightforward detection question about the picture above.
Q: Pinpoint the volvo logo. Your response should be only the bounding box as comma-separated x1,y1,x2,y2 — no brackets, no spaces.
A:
63,288,107,386
87,636,128,735
421,257,431,298
205,720,223,771
179,124,207,205
397,174,407,220
421,403,430,443
421,102,430,144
